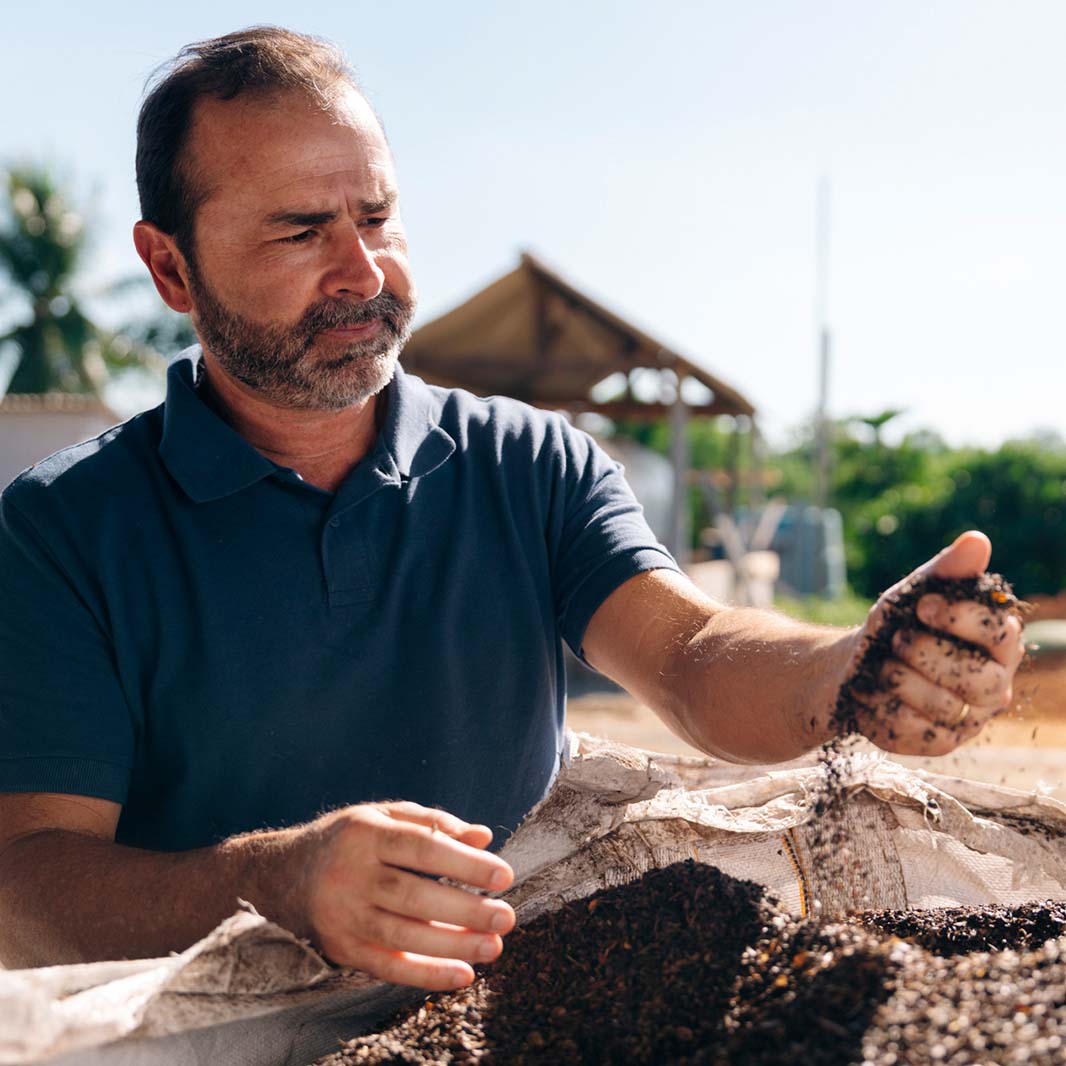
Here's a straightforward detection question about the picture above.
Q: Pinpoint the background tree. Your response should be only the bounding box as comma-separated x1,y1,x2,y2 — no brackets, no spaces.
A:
0,165,169,396
852,440,1066,598
611,408,1066,600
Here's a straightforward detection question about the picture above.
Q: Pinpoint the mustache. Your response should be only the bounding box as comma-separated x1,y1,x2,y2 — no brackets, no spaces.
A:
300,290,412,338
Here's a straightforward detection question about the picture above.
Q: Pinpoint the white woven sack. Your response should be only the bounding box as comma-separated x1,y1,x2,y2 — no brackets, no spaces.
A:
501,733,1066,924
3,731,1064,1065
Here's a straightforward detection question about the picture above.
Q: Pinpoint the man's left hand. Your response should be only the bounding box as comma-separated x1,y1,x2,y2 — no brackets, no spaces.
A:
844,530,1026,756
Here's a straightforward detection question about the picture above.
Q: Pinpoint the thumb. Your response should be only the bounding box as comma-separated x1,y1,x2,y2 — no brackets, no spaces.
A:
924,529,992,580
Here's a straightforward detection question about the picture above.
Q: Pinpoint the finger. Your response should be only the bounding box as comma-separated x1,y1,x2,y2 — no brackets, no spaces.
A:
925,530,992,580
380,802,491,843
454,825,495,849
856,696,968,757
340,941,476,991
351,906,503,964
868,531,991,620
956,708,994,744
891,629,1012,706
916,595,1025,668
880,659,1002,729
368,867,516,934
373,819,514,892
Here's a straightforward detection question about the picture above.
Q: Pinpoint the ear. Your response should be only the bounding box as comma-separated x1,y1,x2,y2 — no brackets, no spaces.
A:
133,221,194,313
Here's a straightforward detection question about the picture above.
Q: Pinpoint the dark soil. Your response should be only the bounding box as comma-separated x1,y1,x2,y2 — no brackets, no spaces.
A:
857,899,1066,956
315,861,1066,1066
319,862,770,1065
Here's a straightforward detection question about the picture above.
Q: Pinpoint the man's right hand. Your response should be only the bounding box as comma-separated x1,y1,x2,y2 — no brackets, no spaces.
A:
294,801,515,990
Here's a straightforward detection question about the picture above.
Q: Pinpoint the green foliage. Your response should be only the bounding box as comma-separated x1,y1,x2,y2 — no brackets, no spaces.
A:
608,407,1066,599
774,419,1066,598
851,441,1066,598
613,415,736,473
774,589,873,628
0,164,165,395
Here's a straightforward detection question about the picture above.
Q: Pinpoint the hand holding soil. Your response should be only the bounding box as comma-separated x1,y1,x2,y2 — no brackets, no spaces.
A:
833,530,1025,756
295,801,515,990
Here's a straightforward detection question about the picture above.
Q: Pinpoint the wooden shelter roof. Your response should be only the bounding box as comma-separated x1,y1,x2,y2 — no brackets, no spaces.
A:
402,253,755,419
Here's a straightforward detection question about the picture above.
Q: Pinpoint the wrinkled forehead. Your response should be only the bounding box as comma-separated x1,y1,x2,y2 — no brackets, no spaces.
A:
183,84,394,213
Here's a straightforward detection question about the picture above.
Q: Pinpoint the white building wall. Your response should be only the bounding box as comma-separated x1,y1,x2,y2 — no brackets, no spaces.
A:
0,397,119,489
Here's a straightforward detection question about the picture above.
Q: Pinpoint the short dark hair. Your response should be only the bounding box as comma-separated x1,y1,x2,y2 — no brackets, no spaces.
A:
136,26,357,255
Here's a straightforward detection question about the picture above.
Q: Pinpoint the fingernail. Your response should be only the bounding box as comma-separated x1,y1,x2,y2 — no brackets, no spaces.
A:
491,911,511,933
478,938,499,961
489,869,510,892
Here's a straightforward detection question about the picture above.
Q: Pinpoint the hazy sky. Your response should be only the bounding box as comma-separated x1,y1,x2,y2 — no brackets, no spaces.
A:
4,0,1064,447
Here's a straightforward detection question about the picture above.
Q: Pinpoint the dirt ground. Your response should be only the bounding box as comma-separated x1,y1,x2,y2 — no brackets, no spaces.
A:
567,652,1066,802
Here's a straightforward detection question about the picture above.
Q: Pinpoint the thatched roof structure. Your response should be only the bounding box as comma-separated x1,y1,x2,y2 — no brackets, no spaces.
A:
402,253,754,420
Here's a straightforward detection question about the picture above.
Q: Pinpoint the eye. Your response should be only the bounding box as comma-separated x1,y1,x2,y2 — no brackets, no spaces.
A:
279,229,316,244
362,216,389,229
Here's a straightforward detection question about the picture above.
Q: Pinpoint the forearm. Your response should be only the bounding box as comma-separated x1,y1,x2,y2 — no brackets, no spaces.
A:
0,824,309,969
660,606,857,764
584,570,861,765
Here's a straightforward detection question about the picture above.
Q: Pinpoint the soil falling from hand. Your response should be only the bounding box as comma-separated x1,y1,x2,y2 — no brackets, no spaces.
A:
807,572,1022,916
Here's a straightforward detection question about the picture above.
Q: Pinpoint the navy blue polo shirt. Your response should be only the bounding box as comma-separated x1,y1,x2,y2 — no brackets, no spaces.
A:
0,350,678,851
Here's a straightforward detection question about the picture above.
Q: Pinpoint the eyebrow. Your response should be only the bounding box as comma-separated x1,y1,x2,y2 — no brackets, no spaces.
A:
263,191,398,228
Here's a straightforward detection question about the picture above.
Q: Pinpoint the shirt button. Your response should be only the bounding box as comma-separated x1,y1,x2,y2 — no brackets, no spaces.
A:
329,518,341,528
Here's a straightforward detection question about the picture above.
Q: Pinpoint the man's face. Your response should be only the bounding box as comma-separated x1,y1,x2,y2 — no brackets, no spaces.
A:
180,84,416,409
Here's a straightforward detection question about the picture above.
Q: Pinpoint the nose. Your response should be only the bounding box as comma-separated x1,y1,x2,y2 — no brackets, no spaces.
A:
322,228,385,302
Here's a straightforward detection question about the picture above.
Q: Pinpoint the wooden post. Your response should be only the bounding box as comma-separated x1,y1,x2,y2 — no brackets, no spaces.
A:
750,417,764,510
726,416,742,517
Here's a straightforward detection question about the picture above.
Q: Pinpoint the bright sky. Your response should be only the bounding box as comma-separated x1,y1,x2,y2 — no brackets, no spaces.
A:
4,0,1064,447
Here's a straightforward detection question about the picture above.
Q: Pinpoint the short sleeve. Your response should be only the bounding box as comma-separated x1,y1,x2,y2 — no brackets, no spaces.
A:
0,492,133,801
547,421,681,661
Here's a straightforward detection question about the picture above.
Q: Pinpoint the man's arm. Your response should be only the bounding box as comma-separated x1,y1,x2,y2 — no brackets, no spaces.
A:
0,792,515,989
583,531,1024,762
583,568,851,763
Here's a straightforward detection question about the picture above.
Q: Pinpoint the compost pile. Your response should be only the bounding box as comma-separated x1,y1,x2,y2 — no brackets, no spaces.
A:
316,862,1066,1066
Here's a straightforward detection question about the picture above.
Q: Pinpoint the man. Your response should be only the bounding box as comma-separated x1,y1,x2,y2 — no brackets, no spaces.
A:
0,28,1023,990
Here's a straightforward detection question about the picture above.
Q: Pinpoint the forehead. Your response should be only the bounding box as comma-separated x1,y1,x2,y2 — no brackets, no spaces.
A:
186,85,395,220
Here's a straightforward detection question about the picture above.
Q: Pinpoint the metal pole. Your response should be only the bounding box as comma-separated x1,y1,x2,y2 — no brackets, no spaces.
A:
814,176,832,510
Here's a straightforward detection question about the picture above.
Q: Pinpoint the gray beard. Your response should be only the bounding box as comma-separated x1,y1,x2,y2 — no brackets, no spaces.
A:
186,262,415,410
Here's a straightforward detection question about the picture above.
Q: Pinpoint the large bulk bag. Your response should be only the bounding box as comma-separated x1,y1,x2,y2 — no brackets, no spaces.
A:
2,733,1064,1065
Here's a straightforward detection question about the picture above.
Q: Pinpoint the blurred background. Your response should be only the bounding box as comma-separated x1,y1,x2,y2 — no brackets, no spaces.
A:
3,1,1065,786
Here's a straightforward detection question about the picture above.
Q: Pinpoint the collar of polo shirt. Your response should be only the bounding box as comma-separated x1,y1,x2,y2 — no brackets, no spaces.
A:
159,347,455,503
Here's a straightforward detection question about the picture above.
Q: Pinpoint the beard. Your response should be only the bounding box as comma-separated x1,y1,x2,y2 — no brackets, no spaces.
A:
185,259,416,411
